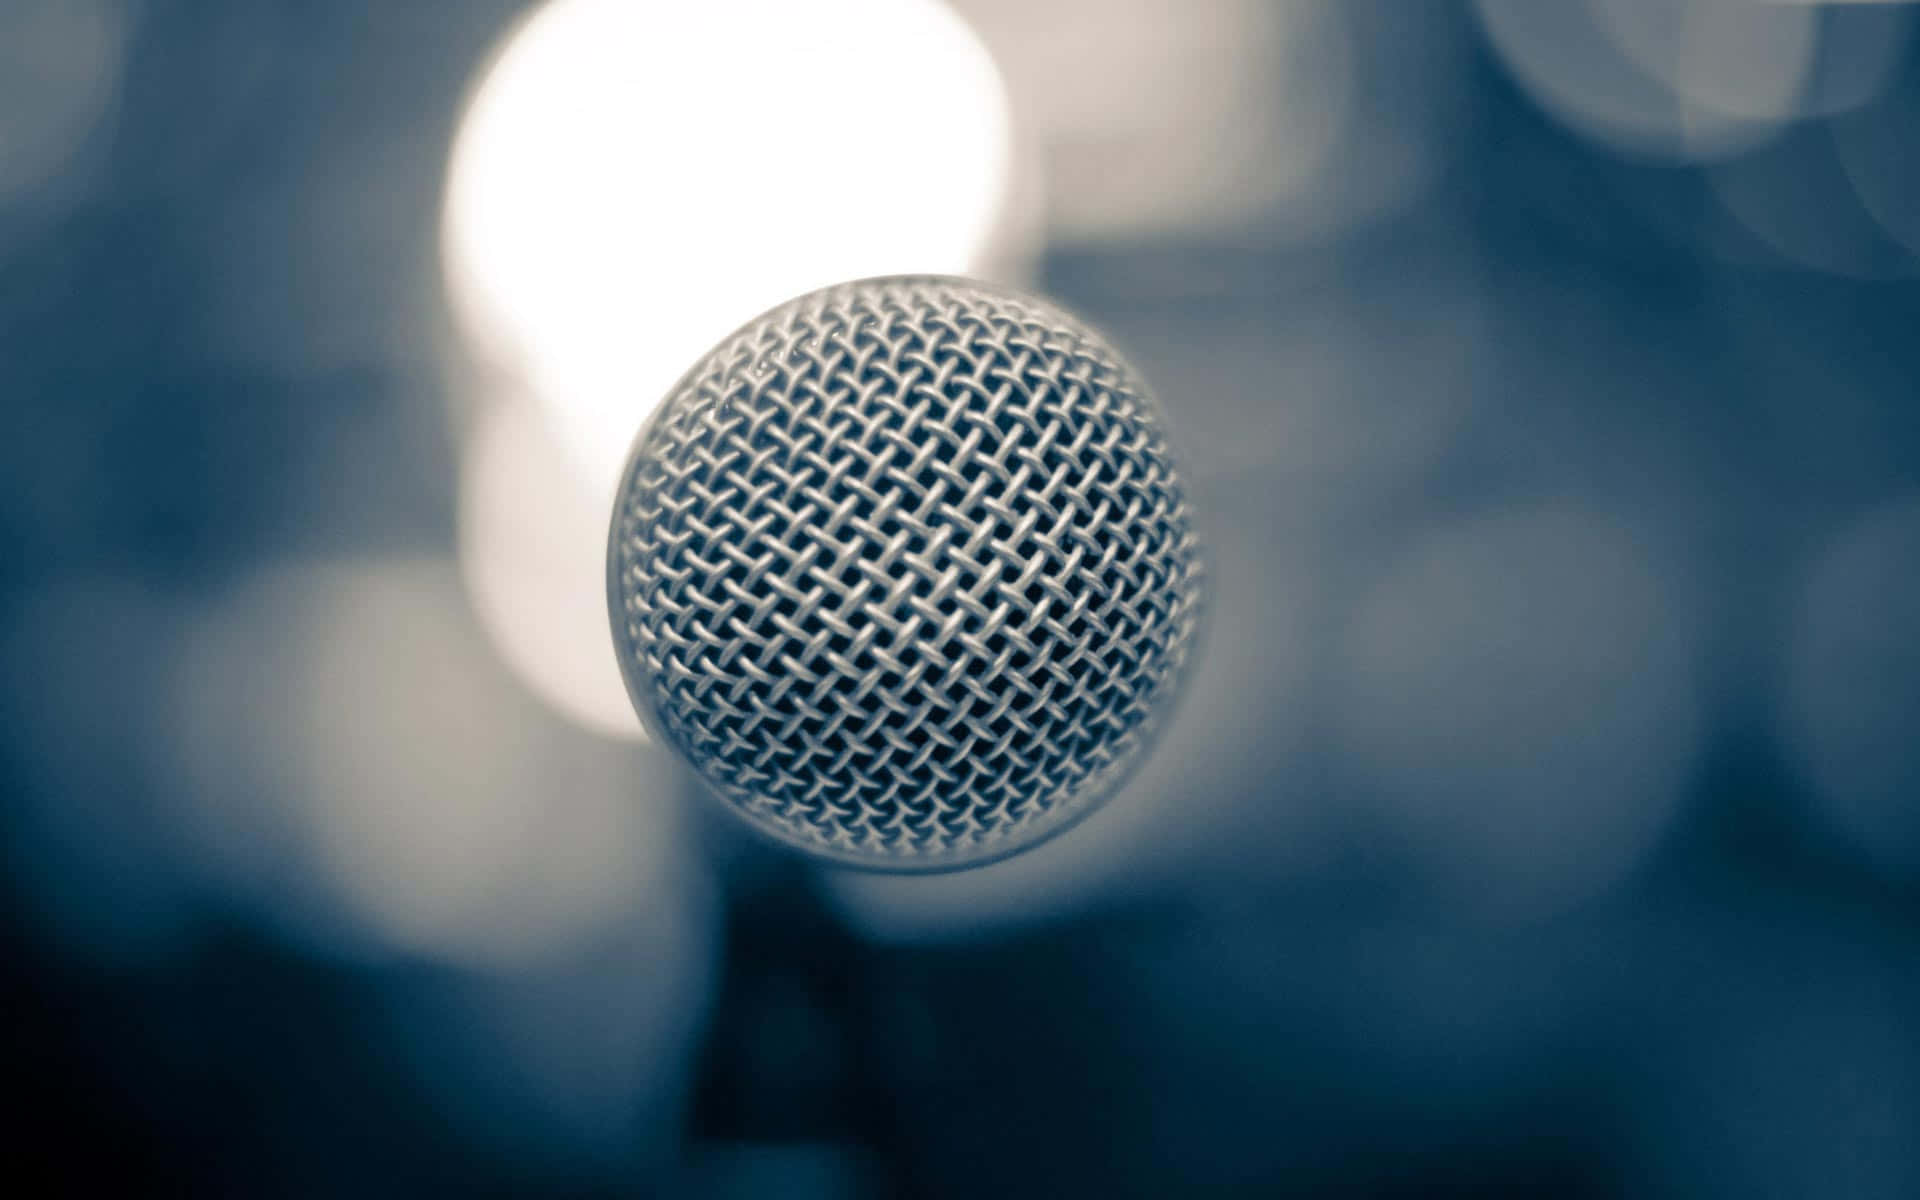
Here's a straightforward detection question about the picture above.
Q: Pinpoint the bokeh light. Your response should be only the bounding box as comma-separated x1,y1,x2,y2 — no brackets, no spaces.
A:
1708,122,1917,279
1835,55,1920,258
1791,1,1914,119
955,0,1345,240
1471,0,1894,164
0,0,131,243
163,557,702,967
1328,505,1701,917
956,0,1465,245
458,396,644,741
1783,496,1920,876
441,0,1018,498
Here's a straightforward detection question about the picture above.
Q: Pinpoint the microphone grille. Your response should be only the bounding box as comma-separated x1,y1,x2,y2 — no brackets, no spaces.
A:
609,276,1205,869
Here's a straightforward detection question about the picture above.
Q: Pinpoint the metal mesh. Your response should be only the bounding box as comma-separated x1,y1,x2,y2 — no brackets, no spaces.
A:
609,276,1205,869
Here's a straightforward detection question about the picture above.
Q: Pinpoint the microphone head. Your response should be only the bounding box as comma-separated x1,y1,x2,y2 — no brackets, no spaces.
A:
608,276,1205,870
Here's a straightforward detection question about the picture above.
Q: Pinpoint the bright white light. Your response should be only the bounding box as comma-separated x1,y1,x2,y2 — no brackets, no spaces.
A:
459,397,644,741
442,0,1016,497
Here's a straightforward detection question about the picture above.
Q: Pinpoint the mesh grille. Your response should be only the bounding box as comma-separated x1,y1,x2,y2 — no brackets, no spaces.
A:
609,276,1205,868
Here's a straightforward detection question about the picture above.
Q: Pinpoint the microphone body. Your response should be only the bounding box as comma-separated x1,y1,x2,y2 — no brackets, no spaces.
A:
608,276,1204,870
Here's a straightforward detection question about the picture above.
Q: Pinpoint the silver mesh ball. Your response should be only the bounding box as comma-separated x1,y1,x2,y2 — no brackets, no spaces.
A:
608,276,1205,869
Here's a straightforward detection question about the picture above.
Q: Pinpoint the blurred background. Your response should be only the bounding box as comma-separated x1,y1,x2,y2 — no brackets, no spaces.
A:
4,0,1919,1195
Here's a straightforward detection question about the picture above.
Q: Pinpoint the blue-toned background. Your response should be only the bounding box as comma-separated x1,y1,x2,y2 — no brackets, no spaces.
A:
4,2,1918,1195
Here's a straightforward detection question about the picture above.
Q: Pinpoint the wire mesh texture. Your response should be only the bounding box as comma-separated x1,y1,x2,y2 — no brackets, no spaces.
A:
609,276,1206,869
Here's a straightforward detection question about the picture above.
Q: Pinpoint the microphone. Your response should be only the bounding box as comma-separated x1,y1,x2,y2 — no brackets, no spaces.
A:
607,276,1206,871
